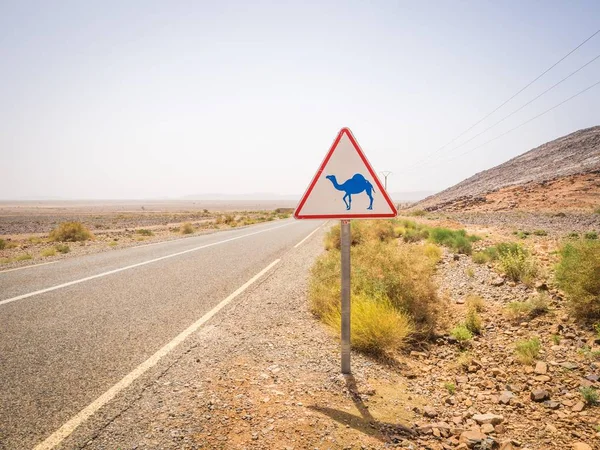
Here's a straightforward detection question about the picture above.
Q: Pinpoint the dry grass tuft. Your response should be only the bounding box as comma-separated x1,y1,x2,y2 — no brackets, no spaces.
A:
325,293,413,356
49,222,93,242
515,337,541,364
180,222,195,234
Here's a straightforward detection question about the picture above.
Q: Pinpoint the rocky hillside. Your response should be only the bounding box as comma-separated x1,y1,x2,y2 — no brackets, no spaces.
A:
417,126,600,212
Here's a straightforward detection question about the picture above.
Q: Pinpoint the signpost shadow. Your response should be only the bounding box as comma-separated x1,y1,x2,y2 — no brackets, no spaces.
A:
308,375,416,444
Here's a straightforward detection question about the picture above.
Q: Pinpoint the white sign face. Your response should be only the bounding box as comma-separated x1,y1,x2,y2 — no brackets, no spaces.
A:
295,128,397,219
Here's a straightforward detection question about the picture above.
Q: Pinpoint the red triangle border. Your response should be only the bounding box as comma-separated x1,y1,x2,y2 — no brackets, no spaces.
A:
294,128,398,219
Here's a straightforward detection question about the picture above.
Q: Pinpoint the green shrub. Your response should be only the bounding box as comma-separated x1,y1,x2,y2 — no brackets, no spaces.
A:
136,229,154,236
325,293,413,356
55,244,70,254
505,294,549,319
584,231,598,240
410,209,426,217
450,325,473,342
580,386,598,405
567,232,580,239
40,248,56,257
428,228,473,254
180,222,194,234
515,337,541,364
555,240,600,319
49,222,93,242
15,253,32,261
0,239,5,250
465,308,482,334
533,230,548,236
498,245,538,284
472,251,491,264
594,206,600,214
444,382,456,394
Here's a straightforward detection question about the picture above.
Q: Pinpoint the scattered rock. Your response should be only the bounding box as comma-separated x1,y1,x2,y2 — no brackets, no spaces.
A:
561,362,579,370
473,413,504,425
459,430,487,447
572,401,585,412
572,443,592,450
498,391,513,405
423,405,438,418
543,400,560,410
491,277,505,287
530,389,550,402
480,423,495,434
534,361,548,374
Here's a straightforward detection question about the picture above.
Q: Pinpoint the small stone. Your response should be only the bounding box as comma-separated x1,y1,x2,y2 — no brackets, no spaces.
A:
561,362,578,370
498,391,513,404
491,277,505,287
572,443,592,450
499,442,514,450
459,430,487,447
472,413,504,425
534,361,548,374
543,400,560,410
480,423,494,434
531,389,550,402
571,401,585,412
545,423,557,433
423,406,438,418
585,374,599,382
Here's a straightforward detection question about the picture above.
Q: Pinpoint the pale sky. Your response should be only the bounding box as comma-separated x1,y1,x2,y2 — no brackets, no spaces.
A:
2,1,599,199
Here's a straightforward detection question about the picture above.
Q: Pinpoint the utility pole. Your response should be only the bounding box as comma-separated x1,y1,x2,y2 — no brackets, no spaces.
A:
379,171,392,191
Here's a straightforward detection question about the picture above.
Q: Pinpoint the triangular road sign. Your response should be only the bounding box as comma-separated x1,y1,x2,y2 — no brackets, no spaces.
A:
295,128,397,219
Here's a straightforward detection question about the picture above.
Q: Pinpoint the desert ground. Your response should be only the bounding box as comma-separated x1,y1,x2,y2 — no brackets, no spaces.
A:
0,200,296,270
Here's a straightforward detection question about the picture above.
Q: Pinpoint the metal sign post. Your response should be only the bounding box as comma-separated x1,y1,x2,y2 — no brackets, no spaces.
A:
340,219,351,374
293,127,398,375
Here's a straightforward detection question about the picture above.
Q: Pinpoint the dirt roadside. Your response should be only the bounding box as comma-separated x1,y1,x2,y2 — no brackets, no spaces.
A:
48,219,599,450
59,225,421,450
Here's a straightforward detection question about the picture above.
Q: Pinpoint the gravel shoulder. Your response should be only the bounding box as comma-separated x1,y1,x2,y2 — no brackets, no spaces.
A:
59,224,422,450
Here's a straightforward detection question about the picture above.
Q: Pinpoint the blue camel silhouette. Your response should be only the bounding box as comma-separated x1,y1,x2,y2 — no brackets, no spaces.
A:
325,174,375,210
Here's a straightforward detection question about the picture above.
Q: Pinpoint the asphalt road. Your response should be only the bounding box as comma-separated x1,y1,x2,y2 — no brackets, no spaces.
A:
0,219,323,449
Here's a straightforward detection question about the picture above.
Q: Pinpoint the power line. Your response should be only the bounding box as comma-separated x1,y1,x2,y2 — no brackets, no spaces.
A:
432,79,600,166
400,27,600,173
419,52,600,166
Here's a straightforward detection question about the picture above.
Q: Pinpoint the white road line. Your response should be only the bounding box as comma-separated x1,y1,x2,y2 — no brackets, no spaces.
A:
33,258,281,450
0,222,293,307
0,260,59,274
294,222,325,248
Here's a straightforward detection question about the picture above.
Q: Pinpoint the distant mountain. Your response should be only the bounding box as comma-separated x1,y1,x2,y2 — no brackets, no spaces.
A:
415,125,600,212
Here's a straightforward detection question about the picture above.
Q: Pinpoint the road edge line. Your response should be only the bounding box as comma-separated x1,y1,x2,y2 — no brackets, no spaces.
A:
0,260,59,274
294,222,325,248
33,258,281,450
